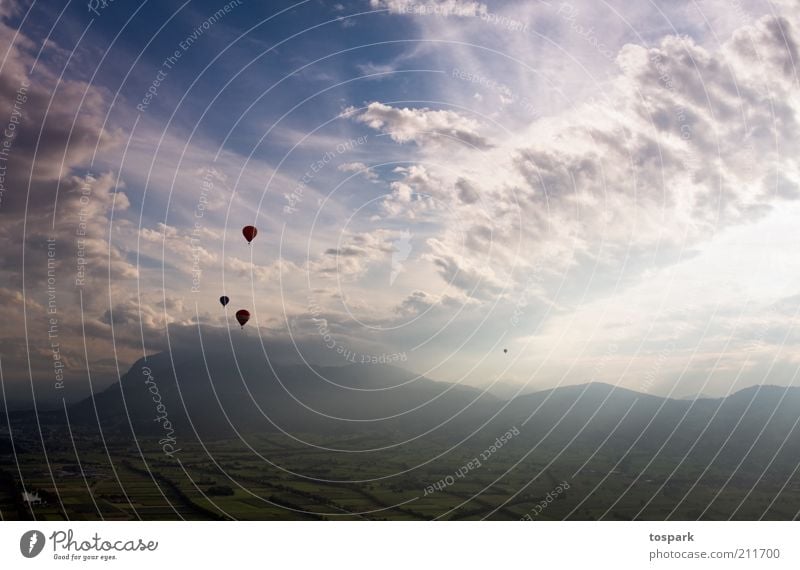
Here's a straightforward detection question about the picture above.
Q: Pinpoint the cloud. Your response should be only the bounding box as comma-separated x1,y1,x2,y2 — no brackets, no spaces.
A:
226,256,300,283
0,14,121,215
327,6,800,390
455,177,480,204
139,222,217,273
406,10,800,292
423,237,507,300
309,229,399,279
338,161,379,181
0,8,143,391
378,164,455,219
369,0,488,17
395,288,468,317
346,101,493,149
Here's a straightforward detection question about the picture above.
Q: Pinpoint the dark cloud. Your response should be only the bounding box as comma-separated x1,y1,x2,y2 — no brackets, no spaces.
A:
455,177,480,204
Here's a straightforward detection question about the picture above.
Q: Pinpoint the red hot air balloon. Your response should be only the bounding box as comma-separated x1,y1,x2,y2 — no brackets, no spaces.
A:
235,309,250,328
219,296,230,308
242,225,258,244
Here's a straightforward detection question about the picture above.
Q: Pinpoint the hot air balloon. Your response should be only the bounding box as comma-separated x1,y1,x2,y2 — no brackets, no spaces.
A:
235,309,250,328
219,296,230,308
503,349,508,354
242,225,258,244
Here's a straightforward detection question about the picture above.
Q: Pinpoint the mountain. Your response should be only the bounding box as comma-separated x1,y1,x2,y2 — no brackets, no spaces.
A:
482,380,541,400
6,343,800,479
4,346,800,521
681,392,715,400
62,344,501,440
487,382,800,477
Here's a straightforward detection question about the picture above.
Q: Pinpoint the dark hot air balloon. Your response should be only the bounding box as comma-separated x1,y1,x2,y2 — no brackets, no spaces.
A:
503,349,508,354
219,296,230,308
235,309,250,328
242,225,258,244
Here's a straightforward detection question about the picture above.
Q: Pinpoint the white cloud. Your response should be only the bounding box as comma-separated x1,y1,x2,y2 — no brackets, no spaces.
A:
338,161,379,181
346,101,493,149
369,0,488,17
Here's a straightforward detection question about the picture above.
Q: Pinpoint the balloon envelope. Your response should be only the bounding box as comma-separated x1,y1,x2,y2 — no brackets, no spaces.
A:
219,296,230,307
242,225,258,243
235,309,250,327
503,349,508,354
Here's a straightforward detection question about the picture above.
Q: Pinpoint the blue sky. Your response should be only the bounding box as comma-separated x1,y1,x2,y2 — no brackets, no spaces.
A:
1,0,799,406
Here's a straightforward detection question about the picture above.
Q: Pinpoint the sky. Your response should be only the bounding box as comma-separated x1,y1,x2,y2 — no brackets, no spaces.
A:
1,0,799,408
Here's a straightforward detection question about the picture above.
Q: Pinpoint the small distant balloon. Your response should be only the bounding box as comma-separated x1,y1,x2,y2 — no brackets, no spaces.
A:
219,296,230,308
235,309,250,328
503,349,508,354
242,225,258,244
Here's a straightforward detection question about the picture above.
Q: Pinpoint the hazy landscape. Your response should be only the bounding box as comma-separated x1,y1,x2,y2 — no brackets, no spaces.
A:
3,343,798,521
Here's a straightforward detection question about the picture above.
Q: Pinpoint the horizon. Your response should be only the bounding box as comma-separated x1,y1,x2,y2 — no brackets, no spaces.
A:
4,349,797,413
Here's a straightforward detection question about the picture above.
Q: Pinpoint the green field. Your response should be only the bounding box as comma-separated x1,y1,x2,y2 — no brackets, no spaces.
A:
2,428,797,521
